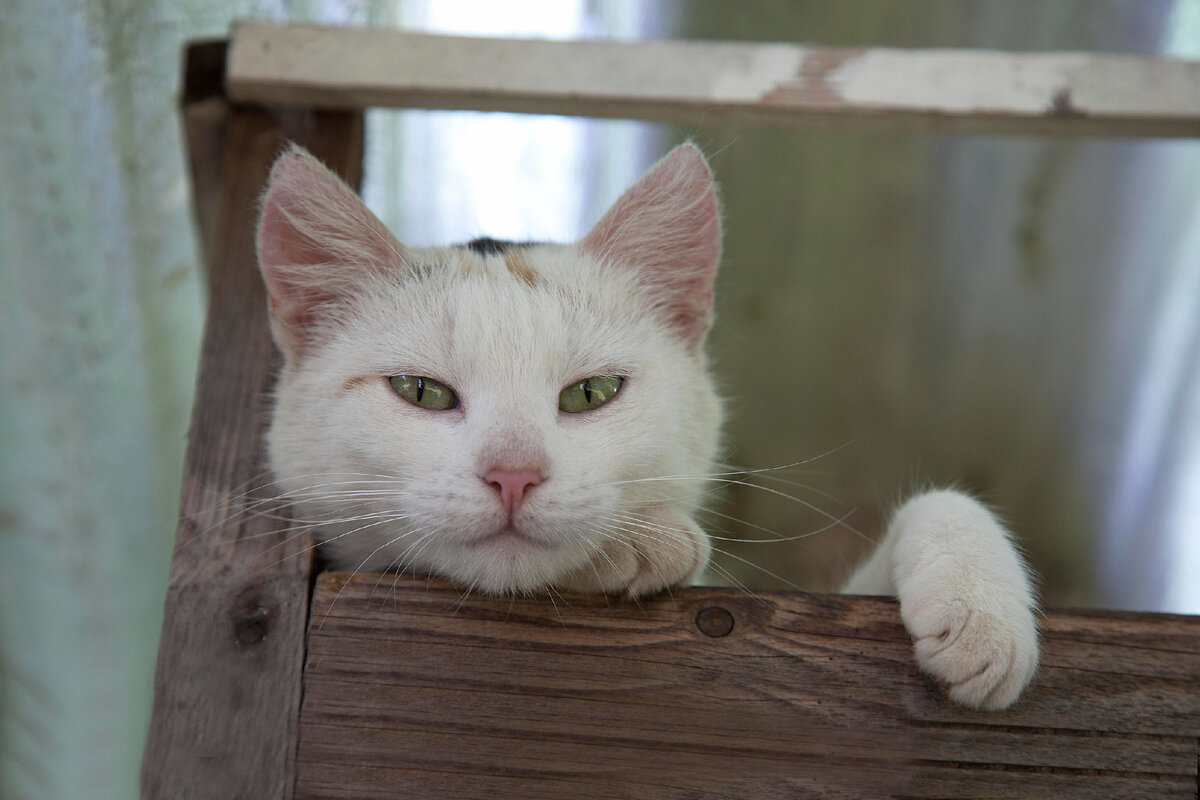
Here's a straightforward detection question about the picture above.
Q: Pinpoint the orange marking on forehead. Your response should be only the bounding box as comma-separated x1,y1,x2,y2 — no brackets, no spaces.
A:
503,249,540,287
342,375,373,394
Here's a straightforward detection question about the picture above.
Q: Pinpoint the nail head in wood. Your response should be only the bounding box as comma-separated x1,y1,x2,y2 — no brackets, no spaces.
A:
232,594,272,645
696,606,735,637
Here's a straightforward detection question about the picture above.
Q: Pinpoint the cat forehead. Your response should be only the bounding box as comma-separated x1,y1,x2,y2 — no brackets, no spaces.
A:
460,240,546,287
397,240,578,284
333,243,659,371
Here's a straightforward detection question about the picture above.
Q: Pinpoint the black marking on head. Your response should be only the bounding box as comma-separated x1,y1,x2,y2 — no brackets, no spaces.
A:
464,237,518,256
462,237,548,256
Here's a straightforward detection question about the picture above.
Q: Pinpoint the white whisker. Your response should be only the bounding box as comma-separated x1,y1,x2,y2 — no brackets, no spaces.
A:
695,506,864,544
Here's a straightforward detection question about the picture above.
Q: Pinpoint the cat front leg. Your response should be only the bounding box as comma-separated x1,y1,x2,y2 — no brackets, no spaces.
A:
844,490,1039,710
557,508,711,599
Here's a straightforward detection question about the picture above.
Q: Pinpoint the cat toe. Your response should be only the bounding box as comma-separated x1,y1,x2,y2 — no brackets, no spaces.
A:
556,542,641,595
619,512,710,599
558,519,705,598
903,594,1038,711
944,638,1036,711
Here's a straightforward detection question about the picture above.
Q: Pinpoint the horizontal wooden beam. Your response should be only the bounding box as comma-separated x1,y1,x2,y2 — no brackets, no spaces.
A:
227,21,1200,138
297,573,1200,799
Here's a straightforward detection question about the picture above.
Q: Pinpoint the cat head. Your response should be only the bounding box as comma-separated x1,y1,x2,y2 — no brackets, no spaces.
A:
256,143,723,596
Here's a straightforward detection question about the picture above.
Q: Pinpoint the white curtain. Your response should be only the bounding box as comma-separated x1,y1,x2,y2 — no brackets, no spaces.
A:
0,1,209,795
1102,5,1200,611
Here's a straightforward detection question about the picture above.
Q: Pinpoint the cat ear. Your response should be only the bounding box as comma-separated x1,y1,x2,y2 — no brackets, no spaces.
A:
580,143,721,347
256,144,408,360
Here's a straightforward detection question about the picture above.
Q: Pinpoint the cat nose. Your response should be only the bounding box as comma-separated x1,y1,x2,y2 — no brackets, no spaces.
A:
483,469,543,516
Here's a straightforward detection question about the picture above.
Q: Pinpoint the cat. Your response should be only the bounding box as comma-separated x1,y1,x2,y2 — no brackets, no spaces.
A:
256,142,1039,711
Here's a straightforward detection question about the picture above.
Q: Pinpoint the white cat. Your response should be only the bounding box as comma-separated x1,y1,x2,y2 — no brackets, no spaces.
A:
256,142,1038,711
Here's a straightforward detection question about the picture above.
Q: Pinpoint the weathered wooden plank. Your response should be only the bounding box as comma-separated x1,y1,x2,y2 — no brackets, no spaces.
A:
909,765,1196,800
295,573,1200,799
226,21,1200,138
916,722,1195,773
140,46,365,798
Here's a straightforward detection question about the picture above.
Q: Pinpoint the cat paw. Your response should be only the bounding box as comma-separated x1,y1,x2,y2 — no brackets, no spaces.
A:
902,588,1038,710
557,510,710,598
892,492,1039,710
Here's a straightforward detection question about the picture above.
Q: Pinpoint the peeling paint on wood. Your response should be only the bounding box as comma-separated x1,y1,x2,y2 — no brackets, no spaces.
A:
227,22,1200,137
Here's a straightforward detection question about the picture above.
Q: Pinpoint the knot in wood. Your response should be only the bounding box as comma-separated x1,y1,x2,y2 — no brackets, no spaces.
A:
695,606,734,638
232,594,272,645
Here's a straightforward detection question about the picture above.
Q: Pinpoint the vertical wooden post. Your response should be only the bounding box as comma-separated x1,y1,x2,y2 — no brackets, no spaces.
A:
141,42,363,799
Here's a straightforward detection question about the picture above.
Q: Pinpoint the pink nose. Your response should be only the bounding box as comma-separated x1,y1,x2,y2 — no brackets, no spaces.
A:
484,469,543,516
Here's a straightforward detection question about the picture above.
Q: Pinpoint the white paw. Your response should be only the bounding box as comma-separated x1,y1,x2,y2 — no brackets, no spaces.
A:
893,492,1039,710
557,510,710,599
901,583,1038,710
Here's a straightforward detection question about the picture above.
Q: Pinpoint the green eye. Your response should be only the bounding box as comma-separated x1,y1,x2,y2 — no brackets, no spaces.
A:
559,375,623,413
389,375,458,410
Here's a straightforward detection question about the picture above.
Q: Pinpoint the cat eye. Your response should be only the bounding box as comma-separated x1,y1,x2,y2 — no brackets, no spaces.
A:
389,375,458,410
559,375,623,413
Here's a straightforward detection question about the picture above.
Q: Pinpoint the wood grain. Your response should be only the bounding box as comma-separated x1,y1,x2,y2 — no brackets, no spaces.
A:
296,573,1200,799
140,47,364,798
226,22,1200,138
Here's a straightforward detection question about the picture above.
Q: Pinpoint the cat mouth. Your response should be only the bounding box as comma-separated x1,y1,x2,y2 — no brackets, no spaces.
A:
469,525,552,553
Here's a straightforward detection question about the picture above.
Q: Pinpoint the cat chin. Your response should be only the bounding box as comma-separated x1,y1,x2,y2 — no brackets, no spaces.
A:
464,525,556,553
420,540,599,597
314,513,706,598
307,520,595,596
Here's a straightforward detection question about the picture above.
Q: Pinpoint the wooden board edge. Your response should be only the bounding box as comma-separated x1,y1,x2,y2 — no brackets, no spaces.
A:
227,21,1200,138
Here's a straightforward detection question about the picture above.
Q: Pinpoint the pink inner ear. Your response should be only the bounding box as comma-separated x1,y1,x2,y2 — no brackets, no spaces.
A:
581,144,722,347
257,201,333,303
256,146,409,359
259,201,324,282
258,199,335,349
